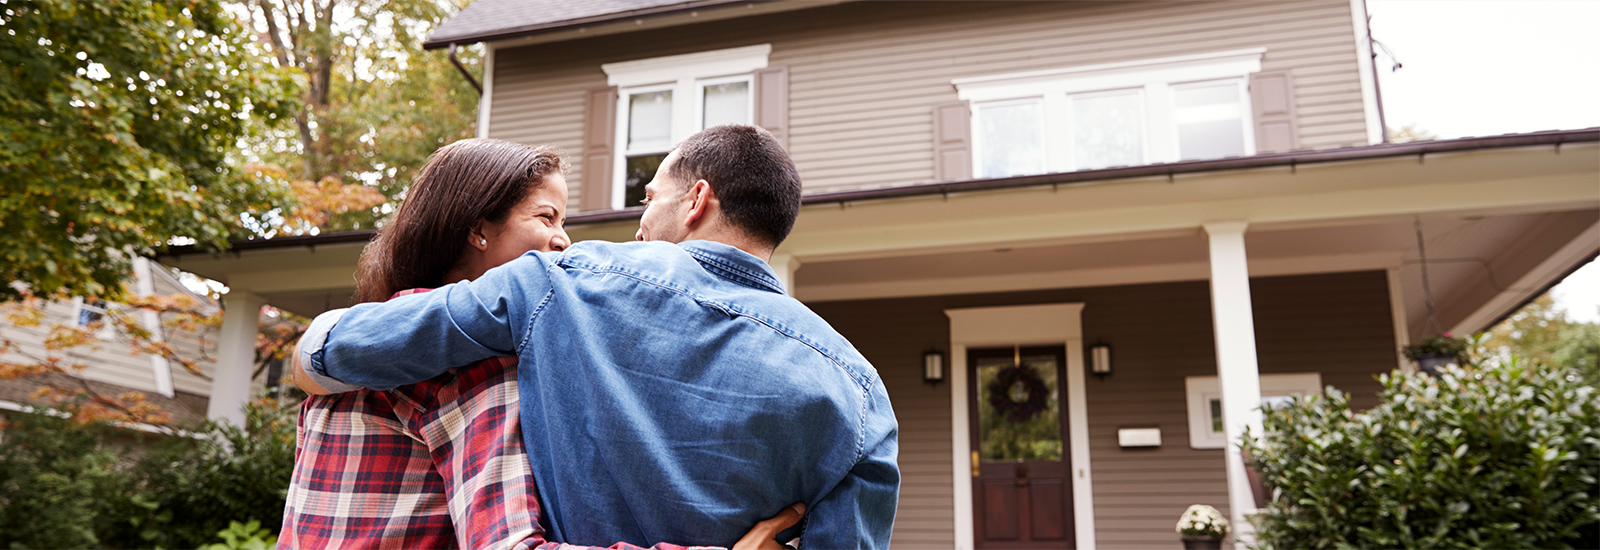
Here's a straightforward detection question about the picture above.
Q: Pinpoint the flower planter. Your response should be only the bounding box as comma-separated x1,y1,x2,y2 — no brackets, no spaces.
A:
1415,353,1459,376
1181,536,1223,550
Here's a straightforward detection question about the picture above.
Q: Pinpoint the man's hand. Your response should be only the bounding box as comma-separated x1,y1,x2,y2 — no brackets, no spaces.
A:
731,503,805,550
290,336,334,395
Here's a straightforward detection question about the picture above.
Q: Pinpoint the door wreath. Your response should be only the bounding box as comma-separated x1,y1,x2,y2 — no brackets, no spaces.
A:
986,364,1050,423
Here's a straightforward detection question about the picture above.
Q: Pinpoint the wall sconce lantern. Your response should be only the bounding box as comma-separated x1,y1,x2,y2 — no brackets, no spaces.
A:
1090,343,1112,376
923,350,946,385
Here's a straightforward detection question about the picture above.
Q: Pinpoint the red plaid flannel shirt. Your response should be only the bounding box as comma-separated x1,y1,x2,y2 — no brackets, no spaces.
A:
281,289,705,550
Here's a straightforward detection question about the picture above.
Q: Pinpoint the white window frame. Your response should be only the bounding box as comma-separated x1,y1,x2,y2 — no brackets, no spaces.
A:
71,296,114,340
970,96,1047,179
955,48,1265,177
1169,77,1257,162
603,45,770,210
1184,372,1322,449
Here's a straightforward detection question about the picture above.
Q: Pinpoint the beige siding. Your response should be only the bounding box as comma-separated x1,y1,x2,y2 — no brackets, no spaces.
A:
489,0,1368,205
149,271,219,396
808,270,1396,549
0,299,164,395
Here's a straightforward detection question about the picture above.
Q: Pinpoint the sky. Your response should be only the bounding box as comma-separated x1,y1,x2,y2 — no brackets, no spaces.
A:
1368,0,1600,323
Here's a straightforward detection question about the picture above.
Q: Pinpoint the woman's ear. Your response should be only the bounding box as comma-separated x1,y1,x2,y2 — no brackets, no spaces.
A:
467,225,490,251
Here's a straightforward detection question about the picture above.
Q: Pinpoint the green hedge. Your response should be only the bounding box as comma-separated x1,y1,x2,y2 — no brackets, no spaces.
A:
0,403,296,549
1245,361,1600,549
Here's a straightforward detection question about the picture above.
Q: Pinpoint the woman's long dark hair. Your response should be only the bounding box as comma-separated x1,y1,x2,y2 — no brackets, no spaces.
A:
353,139,567,303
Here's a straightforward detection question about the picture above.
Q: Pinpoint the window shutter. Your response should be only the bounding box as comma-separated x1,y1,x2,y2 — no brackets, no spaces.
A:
1249,71,1298,153
932,100,972,181
581,86,617,211
753,66,789,149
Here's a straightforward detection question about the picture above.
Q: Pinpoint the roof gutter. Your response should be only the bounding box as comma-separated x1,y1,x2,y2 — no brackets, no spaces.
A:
157,128,1598,258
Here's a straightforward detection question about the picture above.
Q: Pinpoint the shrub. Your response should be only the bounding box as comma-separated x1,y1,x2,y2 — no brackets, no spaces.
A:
1244,360,1600,549
0,412,130,549
0,401,297,549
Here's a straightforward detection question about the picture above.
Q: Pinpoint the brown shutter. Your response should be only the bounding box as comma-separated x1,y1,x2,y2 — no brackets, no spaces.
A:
932,100,972,181
581,86,617,211
753,66,789,149
1249,71,1298,154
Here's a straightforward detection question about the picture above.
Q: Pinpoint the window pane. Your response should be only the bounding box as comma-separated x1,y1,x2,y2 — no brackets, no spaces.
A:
1072,91,1143,170
623,153,666,208
976,354,1062,462
702,81,750,129
1174,83,1245,161
977,101,1044,178
628,90,673,151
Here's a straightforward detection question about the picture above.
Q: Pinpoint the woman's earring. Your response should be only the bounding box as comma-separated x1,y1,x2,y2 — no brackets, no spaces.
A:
479,238,488,246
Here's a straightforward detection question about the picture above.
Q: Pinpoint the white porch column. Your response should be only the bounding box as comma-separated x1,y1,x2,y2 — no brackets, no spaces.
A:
769,253,801,296
1203,222,1264,547
207,291,265,427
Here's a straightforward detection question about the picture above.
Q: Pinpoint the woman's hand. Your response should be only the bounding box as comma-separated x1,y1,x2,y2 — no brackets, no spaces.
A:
731,503,805,550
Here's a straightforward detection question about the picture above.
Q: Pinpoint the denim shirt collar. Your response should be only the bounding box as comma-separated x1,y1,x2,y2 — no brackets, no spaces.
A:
677,240,786,295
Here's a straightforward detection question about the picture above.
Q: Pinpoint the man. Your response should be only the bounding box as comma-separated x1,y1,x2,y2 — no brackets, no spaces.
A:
294,125,899,548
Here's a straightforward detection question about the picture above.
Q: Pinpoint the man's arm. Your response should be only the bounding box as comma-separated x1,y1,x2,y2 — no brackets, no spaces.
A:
791,381,900,548
295,253,555,393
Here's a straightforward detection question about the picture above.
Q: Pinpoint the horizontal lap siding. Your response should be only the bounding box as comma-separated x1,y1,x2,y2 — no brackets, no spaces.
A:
808,270,1397,549
0,300,163,396
489,1,1368,203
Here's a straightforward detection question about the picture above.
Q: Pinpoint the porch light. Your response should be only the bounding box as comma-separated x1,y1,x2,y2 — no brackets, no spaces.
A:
1090,344,1112,376
923,350,946,385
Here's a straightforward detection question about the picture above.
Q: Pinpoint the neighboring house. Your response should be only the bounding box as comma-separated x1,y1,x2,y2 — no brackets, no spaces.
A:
156,1,1600,548
0,258,274,430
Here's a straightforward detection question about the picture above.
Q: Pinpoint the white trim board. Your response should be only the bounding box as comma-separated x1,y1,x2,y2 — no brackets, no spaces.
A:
946,304,1095,550
1450,218,1600,336
477,45,496,139
1350,0,1384,145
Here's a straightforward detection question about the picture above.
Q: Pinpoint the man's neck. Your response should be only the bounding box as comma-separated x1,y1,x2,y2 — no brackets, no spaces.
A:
680,228,772,262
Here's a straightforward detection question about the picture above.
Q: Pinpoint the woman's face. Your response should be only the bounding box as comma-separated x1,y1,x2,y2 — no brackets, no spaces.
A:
479,174,571,269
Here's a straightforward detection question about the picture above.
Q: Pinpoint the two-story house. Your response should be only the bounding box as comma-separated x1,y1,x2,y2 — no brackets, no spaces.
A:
157,1,1599,548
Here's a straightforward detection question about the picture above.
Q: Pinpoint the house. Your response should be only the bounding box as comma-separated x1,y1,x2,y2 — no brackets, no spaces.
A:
0,258,247,430
154,1,1600,548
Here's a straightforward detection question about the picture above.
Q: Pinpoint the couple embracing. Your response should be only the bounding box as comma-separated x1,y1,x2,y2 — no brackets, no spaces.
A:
281,125,899,550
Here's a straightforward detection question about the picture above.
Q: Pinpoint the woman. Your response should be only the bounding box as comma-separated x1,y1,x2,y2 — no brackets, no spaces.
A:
281,139,797,550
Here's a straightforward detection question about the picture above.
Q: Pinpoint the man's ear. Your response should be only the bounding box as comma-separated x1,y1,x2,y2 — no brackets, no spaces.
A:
683,179,715,229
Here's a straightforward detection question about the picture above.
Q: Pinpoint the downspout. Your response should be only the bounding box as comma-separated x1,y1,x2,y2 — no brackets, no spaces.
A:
449,43,483,95
1364,0,1390,143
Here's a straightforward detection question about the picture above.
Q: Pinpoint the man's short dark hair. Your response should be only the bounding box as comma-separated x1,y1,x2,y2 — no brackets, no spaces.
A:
669,124,801,248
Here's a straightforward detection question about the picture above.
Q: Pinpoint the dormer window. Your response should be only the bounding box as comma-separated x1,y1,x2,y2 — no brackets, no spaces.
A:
604,45,769,209
954,48,1268,179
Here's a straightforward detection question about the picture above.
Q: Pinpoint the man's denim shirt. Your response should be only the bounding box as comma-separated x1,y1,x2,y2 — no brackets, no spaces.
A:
301,240,900,549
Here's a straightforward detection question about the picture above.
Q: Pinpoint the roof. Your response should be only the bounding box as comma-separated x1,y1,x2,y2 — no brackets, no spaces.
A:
156,127,1599,258
423,0,763,49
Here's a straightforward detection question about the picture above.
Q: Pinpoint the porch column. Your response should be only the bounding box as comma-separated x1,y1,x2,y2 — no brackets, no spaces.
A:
769,253,801,296
1203,222,1264,547
207,291,265,427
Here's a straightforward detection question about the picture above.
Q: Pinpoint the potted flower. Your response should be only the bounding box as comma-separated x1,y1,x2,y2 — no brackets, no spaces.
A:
1176,504,1229,549
1402,332,1470,375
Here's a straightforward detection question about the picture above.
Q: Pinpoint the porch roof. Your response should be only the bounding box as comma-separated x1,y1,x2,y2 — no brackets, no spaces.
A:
157,127,1600,258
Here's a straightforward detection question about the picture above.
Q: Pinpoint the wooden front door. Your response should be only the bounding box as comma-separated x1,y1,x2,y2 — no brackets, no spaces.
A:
970,346,1074,549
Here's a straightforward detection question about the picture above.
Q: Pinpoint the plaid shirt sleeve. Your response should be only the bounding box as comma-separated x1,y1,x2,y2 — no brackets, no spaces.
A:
282,288,719,550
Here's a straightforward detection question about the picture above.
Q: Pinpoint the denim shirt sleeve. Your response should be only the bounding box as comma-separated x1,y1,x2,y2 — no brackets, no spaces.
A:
797,377,901,549
306,253,554,391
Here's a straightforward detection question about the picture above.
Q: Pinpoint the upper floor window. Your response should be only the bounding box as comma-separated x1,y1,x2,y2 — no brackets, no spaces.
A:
604,45,770,209
955,48,1264,179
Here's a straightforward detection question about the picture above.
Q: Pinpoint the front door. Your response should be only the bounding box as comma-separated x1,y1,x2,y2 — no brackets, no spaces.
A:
970,346,1074,549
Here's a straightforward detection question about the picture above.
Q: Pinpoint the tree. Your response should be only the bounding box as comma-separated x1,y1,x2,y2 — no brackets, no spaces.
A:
1481,292,1600,376
0,0,301,302
243,0,480,232
1387,123,1437,143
